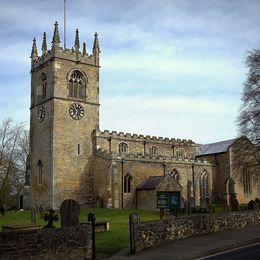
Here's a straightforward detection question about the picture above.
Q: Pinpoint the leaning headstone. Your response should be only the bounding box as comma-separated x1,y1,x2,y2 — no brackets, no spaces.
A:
60,199,80,227
39,206,45,219
248,200,258,210
255,198,260,208
31,205,37,224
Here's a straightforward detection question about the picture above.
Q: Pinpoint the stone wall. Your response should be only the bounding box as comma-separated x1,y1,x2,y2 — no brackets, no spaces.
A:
133,211,260,253
0,224,92,259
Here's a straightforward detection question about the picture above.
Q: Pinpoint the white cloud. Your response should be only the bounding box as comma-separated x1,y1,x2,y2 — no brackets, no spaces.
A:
100,94,240,143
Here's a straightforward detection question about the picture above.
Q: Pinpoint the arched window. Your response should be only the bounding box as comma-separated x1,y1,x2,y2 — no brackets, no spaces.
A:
176,149,185,160
119,142,128,154
37,160,43,184
170,169,180,183
200,170,209,199
68,70,86,99
124,174,132,193
37,73,47,103
243,164,251,194
149,146,158,156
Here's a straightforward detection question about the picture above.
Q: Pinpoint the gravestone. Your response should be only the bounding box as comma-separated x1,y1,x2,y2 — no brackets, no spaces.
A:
200,198,206,210
31,205,37,223
184,200,191,215
60,199,80,227
248,200,258,210
220,199,228,212
190,197,195,208
0,202,6,216
230,198,239,212
255,198,260,208
39,206,45,219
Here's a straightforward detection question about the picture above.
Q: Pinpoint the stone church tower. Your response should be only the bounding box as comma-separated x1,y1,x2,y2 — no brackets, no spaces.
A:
29,22,100,208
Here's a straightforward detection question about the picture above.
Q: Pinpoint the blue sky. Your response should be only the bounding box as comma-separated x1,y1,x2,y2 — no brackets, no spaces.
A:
0,0,259,143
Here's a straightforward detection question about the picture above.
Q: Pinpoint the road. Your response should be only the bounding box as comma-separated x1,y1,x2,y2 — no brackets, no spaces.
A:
200,242,260,260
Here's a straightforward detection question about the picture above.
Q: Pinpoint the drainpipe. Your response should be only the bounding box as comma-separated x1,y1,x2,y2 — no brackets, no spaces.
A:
192,164,196,202
163,163,166,175
121,159,124,209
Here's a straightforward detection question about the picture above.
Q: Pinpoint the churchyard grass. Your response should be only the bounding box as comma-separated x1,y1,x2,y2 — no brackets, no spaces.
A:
0,208,159,257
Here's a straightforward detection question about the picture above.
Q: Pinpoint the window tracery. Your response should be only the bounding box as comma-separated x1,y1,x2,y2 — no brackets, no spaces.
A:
200,170,209,199
119,142,128,154
170,169,180,183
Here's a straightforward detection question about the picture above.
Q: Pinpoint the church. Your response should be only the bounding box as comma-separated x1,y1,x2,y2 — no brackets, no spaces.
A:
25,22,259,210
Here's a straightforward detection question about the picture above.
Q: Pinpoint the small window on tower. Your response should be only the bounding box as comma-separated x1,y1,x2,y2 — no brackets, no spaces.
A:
37,160,43,184
78,144,80,154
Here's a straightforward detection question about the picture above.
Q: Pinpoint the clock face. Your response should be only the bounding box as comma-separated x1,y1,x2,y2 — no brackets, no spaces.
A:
69,103,84,120
37,106,45,122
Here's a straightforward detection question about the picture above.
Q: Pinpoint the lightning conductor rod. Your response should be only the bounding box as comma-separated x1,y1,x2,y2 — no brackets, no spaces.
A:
64,0,67,49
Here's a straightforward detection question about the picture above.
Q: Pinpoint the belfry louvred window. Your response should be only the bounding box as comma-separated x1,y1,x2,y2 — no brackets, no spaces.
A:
68,70,86,99
37,73,47,103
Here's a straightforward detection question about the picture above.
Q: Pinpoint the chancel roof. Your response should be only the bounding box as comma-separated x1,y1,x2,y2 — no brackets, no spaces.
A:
197,138,239,156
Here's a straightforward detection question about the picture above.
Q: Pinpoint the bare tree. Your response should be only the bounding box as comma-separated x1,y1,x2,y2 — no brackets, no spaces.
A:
0,118,29,205
238,48,260,147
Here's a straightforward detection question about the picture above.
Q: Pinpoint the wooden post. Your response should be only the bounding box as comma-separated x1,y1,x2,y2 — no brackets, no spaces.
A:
160,208,164,220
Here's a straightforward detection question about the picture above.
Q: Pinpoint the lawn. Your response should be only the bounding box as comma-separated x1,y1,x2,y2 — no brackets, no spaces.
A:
0,208,159,257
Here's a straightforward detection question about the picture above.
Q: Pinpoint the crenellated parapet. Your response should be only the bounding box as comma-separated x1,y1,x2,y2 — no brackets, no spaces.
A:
94,129,195,145
30,21,100,71
95,147,211,165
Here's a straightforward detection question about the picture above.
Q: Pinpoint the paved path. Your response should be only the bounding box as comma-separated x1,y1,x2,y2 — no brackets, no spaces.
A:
107,225,260,260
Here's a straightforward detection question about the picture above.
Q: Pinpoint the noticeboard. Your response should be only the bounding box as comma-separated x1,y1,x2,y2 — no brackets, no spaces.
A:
169,192,181,209
157,191,181,209
157,192,169,209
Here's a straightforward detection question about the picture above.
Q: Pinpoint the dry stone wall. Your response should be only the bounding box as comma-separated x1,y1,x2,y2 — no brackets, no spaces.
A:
134,210,260,253
0,225,92,259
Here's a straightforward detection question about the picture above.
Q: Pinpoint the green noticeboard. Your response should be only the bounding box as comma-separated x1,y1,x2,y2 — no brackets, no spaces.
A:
157,192,169,209
157,191,181,209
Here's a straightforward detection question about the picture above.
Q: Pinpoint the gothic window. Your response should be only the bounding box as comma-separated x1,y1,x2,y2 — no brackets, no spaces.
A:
200,170,209,199
124,173,132,193
176,149,185,160
243,164,251,194
37,160,43,184
37,73,47,103
119,142,128,154
68,70,86,99
170,169,180,183
149,146,158,156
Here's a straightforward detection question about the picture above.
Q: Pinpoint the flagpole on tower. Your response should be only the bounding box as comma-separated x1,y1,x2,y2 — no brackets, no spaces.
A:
64,0,66,49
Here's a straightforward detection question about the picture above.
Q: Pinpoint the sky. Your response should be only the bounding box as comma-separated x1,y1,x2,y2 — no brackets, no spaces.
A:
0,0,259,144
